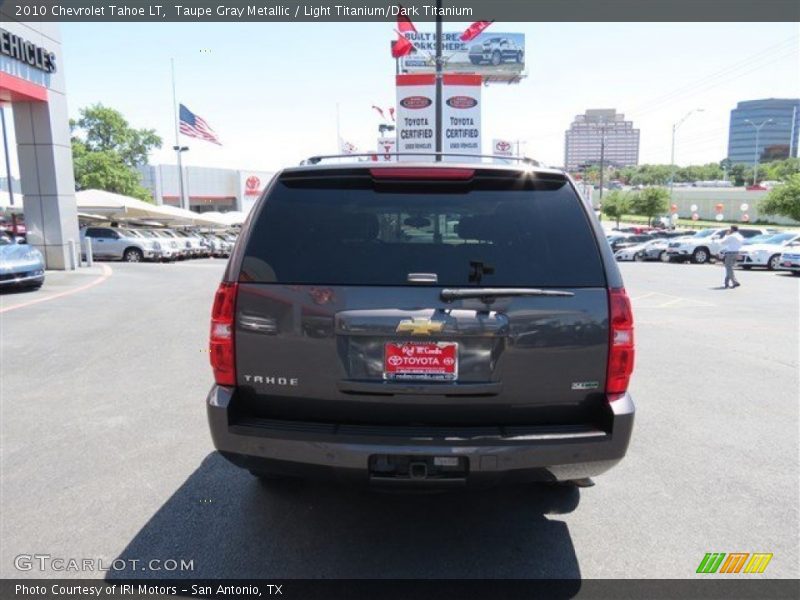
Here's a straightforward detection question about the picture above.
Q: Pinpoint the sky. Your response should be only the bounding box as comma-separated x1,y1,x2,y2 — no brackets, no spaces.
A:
4,21,800,175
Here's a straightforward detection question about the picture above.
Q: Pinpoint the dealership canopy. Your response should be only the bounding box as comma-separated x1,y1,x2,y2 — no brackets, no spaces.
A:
75,190,225,226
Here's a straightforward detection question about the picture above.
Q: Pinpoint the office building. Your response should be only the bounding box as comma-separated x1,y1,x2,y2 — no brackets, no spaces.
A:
564,109,640,171
727,98,800,164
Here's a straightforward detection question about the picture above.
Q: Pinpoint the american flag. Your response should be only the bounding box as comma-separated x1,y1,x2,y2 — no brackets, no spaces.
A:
179,104,221,145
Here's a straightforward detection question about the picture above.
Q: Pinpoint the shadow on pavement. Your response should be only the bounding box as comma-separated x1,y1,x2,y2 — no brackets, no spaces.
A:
110,452,582,579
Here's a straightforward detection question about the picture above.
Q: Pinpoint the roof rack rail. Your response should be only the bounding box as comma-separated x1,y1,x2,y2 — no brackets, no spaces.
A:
300,152,542,167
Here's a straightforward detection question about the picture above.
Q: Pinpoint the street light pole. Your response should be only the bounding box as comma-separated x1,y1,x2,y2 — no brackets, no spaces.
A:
598,121,606,201
434,0,443,161
669,108,703,202
744,118,774,185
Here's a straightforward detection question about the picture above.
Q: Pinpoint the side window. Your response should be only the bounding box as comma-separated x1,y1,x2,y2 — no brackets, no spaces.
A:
739,230,760,238
84,229,98,238
105,229,120,239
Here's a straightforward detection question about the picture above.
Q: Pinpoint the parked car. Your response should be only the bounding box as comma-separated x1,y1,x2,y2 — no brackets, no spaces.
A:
145,229,188,259
0,234,45,290
615,238,669,262
81,227,162,262
468,37,524,66
665,227,776,264
609,234,654,253
737,232,800,270
777,242,800,275
206,159,635,488
125,229,179,262
173,230,209,258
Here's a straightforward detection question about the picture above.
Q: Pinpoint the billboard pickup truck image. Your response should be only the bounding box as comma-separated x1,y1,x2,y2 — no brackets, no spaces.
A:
469,37,524,66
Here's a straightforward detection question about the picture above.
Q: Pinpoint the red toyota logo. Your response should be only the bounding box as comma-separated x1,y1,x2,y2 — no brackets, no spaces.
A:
246,176,260,191
496,141,511,152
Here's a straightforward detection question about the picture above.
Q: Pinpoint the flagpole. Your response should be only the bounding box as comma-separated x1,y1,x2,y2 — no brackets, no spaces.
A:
171,58,187,210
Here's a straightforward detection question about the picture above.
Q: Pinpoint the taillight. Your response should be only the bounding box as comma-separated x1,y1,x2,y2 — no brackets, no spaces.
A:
209,282,238,386
607,287,635,397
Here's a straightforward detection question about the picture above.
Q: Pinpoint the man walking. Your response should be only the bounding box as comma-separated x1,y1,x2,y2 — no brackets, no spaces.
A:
719,225,744,288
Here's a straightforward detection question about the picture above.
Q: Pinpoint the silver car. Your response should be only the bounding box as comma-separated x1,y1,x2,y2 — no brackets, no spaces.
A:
81,227,162,262
0,235,45,289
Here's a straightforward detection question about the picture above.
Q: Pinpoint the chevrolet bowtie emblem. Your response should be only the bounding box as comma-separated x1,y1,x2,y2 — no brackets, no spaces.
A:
396,317,444,336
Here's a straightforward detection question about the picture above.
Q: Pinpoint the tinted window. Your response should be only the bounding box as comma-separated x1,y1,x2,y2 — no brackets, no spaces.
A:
241,175,605,287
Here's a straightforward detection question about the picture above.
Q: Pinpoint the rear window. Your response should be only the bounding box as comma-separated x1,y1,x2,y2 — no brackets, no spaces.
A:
240,173,606,287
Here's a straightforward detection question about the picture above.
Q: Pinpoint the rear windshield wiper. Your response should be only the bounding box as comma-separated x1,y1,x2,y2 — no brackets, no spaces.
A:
441,288,575,303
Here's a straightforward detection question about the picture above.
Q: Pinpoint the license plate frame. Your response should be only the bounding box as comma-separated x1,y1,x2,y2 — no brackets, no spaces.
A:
384,341,458,381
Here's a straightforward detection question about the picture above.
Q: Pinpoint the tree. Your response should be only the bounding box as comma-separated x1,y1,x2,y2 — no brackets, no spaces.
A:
601,190,630,228
630,187,669,226
70,104,161,201
759,174,800,223
728,164,752,187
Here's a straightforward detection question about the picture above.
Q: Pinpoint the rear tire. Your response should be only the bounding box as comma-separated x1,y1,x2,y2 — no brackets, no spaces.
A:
123,247,143,262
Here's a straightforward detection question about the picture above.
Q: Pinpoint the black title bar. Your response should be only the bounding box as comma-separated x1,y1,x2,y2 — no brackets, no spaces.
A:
1,0,799,22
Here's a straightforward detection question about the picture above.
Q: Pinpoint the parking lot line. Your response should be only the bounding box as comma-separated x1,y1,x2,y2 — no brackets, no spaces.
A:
0,264,113,314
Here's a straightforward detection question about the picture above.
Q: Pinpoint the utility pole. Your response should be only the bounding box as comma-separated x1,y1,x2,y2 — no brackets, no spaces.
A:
744,118,774,185
434,0,443,161
669,108,703,202
598,119,606,201
790,105,798,159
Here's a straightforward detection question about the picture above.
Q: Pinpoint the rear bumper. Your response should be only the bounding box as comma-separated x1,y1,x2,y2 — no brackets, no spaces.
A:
206,386,635,486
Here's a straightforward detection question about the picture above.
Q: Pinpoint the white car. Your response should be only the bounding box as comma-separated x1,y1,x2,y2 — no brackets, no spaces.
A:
777,242,800,275
737,233,800,270
615,238,669,262
665,227,776,264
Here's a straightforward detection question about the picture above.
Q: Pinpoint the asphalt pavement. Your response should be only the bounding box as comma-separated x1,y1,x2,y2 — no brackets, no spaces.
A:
0,258,797,579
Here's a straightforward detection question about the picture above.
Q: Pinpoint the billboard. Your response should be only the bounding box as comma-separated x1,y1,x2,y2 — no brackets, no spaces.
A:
399,32,526,83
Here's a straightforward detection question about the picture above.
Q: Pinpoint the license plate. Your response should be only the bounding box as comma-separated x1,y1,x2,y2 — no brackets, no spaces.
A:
384,342,458,381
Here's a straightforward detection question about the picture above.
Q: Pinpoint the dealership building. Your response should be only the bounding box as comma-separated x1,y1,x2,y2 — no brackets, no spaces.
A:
1,17,78,269
564,109,640,171
137,165,275,214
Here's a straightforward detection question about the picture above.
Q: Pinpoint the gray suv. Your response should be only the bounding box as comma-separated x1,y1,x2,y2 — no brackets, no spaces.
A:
206,160,635,487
